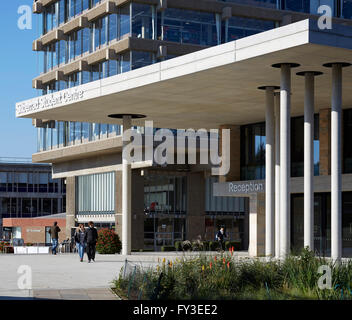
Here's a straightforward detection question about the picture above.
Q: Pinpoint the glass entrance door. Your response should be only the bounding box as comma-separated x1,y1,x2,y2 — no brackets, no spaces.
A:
292,193,331,256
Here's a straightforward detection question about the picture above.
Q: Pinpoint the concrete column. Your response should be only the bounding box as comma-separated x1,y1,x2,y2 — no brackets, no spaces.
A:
273,62,299,258
258,86,277,256
122,115,132,255
248,193,265,257
324,62,350,261
304,73,315,251
274,92,281,258
297,71,323,251
65,176,76,239
186,172,206,241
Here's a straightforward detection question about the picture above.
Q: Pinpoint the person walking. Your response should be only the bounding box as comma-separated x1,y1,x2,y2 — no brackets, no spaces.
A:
84,221,98,263
74,224,86,262
215,227,227,251
48,221,61,255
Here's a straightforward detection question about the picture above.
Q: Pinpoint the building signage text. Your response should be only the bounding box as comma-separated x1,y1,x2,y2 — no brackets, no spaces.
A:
16,89,84,116
228,182,264,194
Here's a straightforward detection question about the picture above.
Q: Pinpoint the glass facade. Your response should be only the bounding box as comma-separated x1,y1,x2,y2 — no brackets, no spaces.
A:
221,0,277,8
292,192,352,256
240,122,266,180
37,121,121,152
343,109,352,173
158,8,220,46
143,174,187,249
144,175,187,215
342,0,352,18
224,16,275,42
291,115,320,177
241,115,320,180
0,166,66,219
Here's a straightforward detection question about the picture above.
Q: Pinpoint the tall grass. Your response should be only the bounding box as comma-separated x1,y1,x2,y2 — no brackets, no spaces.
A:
112,248,352,300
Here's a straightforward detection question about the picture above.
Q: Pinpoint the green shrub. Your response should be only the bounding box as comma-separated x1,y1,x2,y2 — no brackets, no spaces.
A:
96,228,122,254
161,246,176,252
175,241,182,252
202,241,209,251
182,240,192,251
209,241,219,251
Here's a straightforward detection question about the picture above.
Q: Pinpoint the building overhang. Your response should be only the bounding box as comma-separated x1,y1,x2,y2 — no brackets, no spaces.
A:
16,19,352,129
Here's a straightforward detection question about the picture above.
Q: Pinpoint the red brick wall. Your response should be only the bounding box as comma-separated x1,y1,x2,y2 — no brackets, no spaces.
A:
3,218,66,244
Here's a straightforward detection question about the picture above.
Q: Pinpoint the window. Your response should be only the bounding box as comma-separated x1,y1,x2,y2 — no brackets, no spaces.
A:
158,8,219,46
120,4,131,39
131,51,155,70
82,28,90,54
221,0,277,8
224,16,275,42
291,115,320,177
132,4,155,39
58,40,67,65
59,0,65,25
240,122,266,180
283,0,310,13
108,14,118,42
77,172,115,214
342,0,352,18
120,51,131,73
144,175,187,214
344,109,352,173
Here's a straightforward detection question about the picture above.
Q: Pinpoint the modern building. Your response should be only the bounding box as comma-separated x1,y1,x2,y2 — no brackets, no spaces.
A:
0,158,66,240
16,0,352,258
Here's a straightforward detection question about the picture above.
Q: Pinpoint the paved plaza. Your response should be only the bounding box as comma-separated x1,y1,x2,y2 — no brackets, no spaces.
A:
0,251,250,300
0,253,157,300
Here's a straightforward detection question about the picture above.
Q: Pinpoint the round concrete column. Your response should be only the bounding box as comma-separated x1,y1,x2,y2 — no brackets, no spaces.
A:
324,62,350,261
122,115,132,255
274,92,281,258
258,85,279,257
108,113,146,256
297,71,323,251
273,62,299,259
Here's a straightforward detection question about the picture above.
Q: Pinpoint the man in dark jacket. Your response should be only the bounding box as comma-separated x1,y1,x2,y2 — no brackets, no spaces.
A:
216,227,227,251
84,221,98,263
48,221,61,255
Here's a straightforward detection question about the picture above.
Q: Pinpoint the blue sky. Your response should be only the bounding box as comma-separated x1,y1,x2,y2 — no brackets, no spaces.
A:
0,1,40,158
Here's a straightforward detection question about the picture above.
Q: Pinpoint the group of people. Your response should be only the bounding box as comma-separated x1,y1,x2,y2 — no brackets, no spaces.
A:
48,221,98,263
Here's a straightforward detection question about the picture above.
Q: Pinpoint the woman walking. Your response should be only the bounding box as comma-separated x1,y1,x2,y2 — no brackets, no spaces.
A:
74,224,86,262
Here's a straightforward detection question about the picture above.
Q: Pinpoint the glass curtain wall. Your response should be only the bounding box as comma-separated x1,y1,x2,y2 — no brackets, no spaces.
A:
37,121,122,152
224,16,275,42
221,0,277,8
157,8,220,46
343,109,352,173
240,122,266,180
144,174,187,249
240,115,320,180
